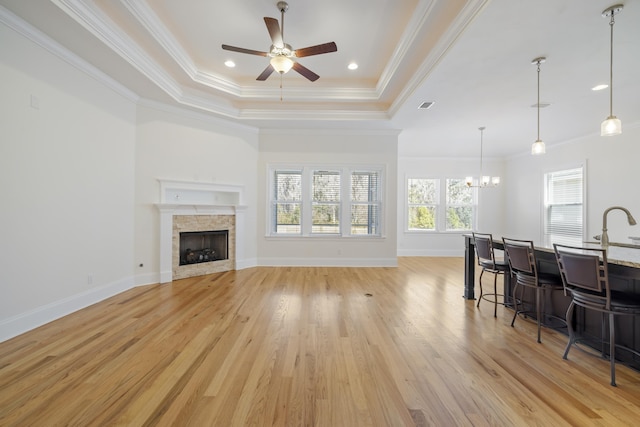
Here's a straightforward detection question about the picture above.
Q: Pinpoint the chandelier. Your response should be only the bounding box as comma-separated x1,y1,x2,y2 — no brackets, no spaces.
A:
466,127,500,188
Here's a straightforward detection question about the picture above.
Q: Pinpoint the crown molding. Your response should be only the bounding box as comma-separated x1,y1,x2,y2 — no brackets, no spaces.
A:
52,0,183,99
119,0,383,102
0,5,139,103
389,0,489,117
48,0,391,120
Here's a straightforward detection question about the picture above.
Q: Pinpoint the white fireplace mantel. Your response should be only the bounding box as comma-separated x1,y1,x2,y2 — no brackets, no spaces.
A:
155,180,247,283
157,179,245,206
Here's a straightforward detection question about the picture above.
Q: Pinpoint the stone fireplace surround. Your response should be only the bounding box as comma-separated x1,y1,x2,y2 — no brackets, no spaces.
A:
156,180,246,283
172,215,234,280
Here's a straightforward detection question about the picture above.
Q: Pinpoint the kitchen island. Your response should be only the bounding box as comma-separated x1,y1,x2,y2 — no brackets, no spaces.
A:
463,234,640,369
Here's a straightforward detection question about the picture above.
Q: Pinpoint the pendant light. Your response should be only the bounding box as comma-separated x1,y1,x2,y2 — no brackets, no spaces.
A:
601,4,623,136
531,57,546,155
466,127,500,188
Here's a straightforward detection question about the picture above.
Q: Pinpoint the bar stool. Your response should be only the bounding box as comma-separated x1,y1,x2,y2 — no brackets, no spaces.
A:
554,243,640,386
502,237,565,343
472,232,508,317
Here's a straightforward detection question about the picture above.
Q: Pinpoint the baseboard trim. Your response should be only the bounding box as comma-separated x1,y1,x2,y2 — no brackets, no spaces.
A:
0,277,134,343
258,257,398,267
397,249,464,257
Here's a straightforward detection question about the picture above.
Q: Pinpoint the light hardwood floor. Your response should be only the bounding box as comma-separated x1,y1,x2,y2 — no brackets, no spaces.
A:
2,257,640,426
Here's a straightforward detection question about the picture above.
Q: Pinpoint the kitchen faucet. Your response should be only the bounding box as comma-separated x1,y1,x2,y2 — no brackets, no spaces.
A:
596,206,637,246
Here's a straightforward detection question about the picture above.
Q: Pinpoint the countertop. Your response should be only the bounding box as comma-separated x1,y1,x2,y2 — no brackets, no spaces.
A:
465,234,640,269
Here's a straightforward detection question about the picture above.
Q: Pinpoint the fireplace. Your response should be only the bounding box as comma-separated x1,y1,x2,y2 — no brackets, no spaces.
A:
156,180,247,283
180,230,228,265
171,214,235,280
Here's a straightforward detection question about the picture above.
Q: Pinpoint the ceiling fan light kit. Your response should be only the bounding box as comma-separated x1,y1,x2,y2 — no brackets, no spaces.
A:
270,56,294,74
221,1,337,83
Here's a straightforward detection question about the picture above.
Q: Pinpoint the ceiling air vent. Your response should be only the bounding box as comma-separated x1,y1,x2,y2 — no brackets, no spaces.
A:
418,101,435,110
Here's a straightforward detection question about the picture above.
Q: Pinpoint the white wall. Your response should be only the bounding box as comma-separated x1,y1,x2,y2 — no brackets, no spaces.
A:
397,156,505,256
134,103,260,285
504,124,640,245
258,130,399,266
0,23,136,340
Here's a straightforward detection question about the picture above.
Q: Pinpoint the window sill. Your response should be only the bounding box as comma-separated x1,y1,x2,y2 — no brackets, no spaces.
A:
265,234,386,240
404,230,471,235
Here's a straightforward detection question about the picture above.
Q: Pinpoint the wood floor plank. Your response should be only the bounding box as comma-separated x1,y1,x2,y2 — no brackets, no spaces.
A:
2,257,640,426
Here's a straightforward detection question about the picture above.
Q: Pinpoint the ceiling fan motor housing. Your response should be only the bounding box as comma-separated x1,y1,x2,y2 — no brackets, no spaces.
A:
269,43,293,57
221,0,336,82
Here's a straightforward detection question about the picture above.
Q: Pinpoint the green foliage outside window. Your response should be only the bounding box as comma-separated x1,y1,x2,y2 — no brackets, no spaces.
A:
446,179,474,230
407,177,475,231
408,178,437,230
409,206,436,229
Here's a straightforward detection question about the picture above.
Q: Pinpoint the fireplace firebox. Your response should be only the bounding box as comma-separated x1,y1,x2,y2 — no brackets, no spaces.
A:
179,230,228,266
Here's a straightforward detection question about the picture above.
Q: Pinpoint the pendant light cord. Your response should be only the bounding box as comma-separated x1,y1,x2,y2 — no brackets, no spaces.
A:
608,12,615,117
537,61,541,141
479,127,484,177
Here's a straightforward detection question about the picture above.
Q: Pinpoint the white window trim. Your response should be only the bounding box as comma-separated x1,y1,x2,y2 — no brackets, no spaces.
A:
541,161,587,245
445,177,478,232
267,163,385,238
405,175,477,233
406,177,439,233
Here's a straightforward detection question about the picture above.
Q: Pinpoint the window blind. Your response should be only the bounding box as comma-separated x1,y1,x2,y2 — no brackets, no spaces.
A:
544,167,583,244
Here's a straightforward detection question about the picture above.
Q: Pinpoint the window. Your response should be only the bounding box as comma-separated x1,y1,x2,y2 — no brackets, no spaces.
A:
312,170,341,234
407,177,475,232
446,178,475,230
351,171,380,235
268,165,383,237
273,170,302,234
407,178,438,231
544,167,584,245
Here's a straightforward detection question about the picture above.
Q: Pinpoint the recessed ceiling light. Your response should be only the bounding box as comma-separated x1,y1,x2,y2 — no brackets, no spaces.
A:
348,62,358,70
592,84,608,91
224,60,236,68
418,101,435,110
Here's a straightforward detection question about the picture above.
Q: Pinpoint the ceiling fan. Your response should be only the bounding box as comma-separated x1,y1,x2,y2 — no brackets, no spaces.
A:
221,1,337,82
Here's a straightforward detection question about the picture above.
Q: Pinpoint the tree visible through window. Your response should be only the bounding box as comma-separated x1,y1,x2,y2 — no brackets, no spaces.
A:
446,179,474,230
407,177,475,232
312,170,340,234
351,171,380,235
273,170,302,234
269,165,383,237
408,178,438,230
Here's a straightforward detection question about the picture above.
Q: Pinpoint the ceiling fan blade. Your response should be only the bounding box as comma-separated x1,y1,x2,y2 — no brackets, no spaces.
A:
294,42,337,58
257,64,275,81
292,62,319,82
222,44,268,56
264,17,283,48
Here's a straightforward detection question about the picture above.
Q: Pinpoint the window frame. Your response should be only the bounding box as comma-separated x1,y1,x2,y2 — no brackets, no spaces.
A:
407,178,440,232
542,164,586,246
405,176,477,233
271,169,304,235
267,164,385,238
445,178,477,232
